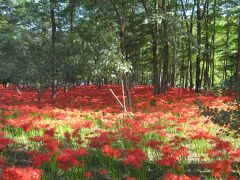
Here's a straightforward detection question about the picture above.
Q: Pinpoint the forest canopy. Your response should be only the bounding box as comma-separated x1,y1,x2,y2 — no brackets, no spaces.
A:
0,0,240,99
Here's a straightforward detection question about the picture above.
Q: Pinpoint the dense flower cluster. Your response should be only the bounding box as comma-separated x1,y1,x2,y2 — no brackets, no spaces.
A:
56,148,89,170
0,85,238,179
1,167,42,180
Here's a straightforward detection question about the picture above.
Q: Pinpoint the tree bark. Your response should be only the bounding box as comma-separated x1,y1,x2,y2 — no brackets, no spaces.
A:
152,24,160,95
203,0,210,90
171,36,178,87
211,0,217,88
195,0,202,92
50,0,57,99
224,16,230,82
142,0,160,95
237,18,240,100
160,0,169,93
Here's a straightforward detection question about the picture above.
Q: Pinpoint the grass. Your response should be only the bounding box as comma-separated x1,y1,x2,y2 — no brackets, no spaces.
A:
0,85,239,179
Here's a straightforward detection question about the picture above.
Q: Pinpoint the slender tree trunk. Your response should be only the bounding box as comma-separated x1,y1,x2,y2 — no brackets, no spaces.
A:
195,0,202,92
224,17,230,82
160,0,169,93
171,36,178,87
142,0,160,95
152,23,160,95
182,40,186,87
236,18,240,100
180,0,195,89
50,0,57,99
203,0,210,90
189,23,193,89
211,0,217,88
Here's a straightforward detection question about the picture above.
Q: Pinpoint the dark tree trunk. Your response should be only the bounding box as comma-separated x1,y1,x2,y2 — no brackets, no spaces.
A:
224,16,230,82
211,0,217,88
160,0,169,93
50,0,57,99
152,24,160,95
195,0,202,92
237,18,240,100
171,36,178,87
142,0,160,95
203,0,210,90
180,0,195,89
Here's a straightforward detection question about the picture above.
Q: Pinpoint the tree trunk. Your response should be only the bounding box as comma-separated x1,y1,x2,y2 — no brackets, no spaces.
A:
160,0,169,93
171,36,178,87
180,0,195,89
211,0,217,88
142,0,160,95
224,16,230,83
195,0,202,92
236,18,240,100
203,0,210,90
152,24,160,95
50,0,57,99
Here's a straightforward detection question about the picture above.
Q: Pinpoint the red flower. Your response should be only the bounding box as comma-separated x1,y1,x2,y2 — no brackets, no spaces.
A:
99,169,108,175
126,177,136,180
44,128,55,137
2,166,42,180
102,145,121,158
157,156,179,167
162,145,172,155
31,152,52,167
123,149,147,168
164,172,199,180
56,148,88,170
0,137,15,150
84,171,92,179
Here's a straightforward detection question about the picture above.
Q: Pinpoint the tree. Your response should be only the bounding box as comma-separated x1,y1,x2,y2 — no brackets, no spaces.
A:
237,18,240,100
160,0,169,93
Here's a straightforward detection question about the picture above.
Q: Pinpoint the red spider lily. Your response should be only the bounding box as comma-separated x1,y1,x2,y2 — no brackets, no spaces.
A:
42,136,60,153
0,137,15,150
2,166,42,180
64,132,71,142
164,172,199,180
99,168,108,175
102,145,122,158
175,146,189,157
214,139,232,152
89,132,111,148
145,140,163,149
126,177,136,180
56,148,88,170
31,152,52,167
44,128,55,137
84,171,93,179
207,160,233,178
123,149,147,168
20,121,33,131
230,148,240,161
162,145,173,155
157,156,179,167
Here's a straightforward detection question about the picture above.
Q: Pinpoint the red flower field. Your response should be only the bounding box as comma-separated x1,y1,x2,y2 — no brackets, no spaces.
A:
0,85,239,179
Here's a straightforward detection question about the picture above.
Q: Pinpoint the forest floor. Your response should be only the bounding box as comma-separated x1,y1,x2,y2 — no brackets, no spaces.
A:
0,85,239,180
